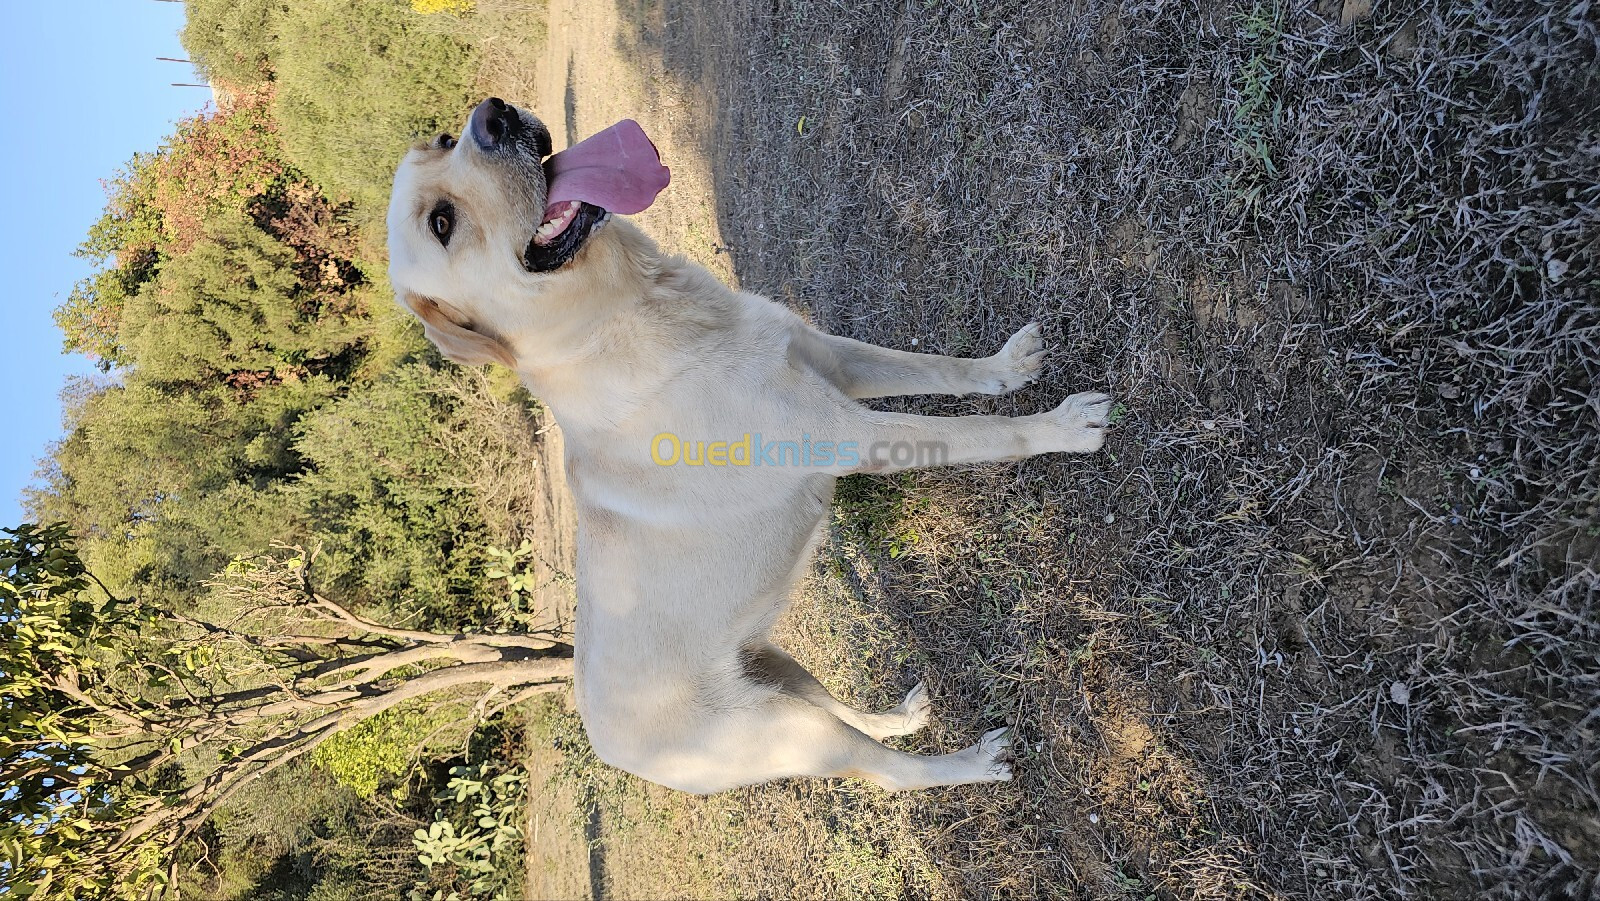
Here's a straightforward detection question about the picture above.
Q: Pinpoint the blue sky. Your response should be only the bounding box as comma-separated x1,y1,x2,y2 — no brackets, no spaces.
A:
0,1,206,527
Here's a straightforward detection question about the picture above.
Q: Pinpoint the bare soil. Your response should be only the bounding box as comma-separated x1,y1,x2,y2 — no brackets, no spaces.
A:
477,0,1599,898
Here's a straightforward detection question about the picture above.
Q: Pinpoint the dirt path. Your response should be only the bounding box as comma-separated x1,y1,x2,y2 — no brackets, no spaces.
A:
521,741,593,900
532,0,735,284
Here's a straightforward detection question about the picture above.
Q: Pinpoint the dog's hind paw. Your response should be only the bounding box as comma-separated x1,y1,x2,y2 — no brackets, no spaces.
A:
974,727,1014,782
863,681,931,739
894,681,932,734
976,322,1047,395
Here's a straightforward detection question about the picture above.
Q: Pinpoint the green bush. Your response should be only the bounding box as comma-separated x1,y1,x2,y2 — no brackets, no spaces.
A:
313,703,452,798
410,762,528,901
272,0,478,219
291,361,500,627
182,0,280,88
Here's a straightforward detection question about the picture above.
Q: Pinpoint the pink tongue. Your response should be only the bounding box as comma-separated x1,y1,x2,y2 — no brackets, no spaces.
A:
543,119,671,218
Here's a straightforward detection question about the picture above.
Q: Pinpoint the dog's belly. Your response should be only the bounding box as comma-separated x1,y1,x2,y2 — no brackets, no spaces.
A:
568,473,834,763
572,490,830,652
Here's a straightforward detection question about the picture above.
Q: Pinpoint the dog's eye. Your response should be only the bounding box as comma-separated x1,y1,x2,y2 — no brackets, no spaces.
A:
429,203,454,246
437,133,457,150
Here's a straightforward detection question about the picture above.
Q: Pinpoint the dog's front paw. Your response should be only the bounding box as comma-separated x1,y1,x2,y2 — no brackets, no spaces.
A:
1048,391,1113,453
976,322,1047,395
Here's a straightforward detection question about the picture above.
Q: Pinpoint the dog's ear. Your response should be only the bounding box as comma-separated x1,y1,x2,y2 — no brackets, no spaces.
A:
404,294,517,368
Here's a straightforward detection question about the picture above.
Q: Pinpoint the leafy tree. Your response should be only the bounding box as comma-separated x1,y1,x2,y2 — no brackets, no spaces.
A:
56,88,367,371
141,87,291,254
183,0,480,219
121,210,368,389
0,524,571,900
55,154,164,366
39,93,378,602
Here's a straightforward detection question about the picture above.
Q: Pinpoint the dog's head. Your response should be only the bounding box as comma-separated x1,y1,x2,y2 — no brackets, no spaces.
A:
387,99,669,368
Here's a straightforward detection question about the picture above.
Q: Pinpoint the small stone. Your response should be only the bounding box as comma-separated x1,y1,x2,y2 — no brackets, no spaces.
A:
1390,681,1411,705
1340,0,1373,24
1088,812,1100,824
1547,258,1569,282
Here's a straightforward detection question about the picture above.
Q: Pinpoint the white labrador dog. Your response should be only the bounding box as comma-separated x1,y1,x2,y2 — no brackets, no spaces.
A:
387,99,1112,793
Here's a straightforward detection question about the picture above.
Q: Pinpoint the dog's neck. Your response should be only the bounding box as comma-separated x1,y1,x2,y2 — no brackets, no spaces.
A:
511,219,737,435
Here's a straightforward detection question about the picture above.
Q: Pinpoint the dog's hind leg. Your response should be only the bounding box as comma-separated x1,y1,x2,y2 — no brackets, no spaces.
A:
740,643,930,740
698,695,1011,792
796,323,1048,399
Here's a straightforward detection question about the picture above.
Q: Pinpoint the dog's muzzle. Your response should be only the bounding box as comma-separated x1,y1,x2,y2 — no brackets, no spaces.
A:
468,97,522,151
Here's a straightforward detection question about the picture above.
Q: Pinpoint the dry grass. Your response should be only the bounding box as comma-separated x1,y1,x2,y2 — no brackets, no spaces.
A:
469,0,1598,897
570,0,1597,898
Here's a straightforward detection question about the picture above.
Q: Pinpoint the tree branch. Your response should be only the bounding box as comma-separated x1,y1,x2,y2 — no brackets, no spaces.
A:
110,656,572,852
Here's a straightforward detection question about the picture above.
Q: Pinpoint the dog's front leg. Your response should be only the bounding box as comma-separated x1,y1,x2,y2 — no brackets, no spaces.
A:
796,323,1048,399
819,391,1113,473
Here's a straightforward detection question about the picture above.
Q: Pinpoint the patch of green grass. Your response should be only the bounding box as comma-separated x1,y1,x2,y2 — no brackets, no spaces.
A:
821,832,910,901
1229,0,1286,209
833,473,927,559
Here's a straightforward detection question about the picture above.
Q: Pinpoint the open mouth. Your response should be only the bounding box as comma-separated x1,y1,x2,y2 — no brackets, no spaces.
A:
466,99,670,273
534,199,583,245
522,200,610,273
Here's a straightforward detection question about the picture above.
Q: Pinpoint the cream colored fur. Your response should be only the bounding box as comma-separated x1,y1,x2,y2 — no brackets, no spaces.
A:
387,105,1112,793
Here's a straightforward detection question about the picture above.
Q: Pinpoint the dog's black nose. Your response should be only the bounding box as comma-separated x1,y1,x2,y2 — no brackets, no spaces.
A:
468,97,520,149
